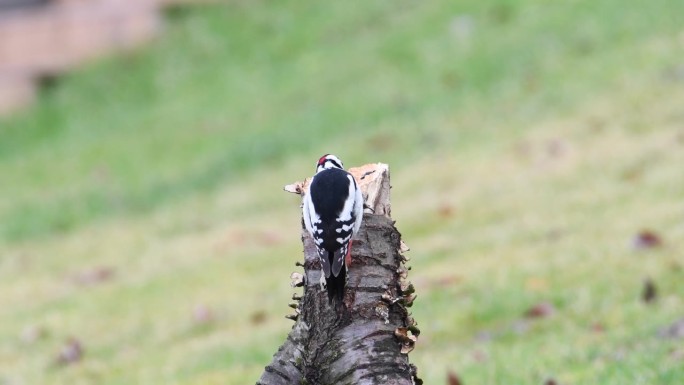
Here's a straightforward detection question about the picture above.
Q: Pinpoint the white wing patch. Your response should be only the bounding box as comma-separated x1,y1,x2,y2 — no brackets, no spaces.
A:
352,177,364,234
335,223,354,233
303,196,322,236
302,187,315,235
335,174,357,222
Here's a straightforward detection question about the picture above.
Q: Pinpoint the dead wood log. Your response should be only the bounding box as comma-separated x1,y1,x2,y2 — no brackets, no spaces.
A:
258,163,421,385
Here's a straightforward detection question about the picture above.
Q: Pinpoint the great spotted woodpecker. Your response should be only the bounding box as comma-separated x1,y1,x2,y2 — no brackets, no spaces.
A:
303,154,364,304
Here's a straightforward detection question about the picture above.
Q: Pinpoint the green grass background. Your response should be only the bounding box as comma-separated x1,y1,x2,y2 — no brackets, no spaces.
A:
1,0,683,383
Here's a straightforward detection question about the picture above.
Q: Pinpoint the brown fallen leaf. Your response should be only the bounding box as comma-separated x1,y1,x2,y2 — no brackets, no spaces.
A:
56,338,83,366
525,277,548,292
420,275,462,290
438,204,455,219
632,230,663,250
447,370,463,385
436,275,462,287
621,166,643,182
368,132,395,152
250,310,267,325
71,266,116,286
642,278,657,304
591,322,605,333
257,231,283,246
525,302,555,318
193,305,214,325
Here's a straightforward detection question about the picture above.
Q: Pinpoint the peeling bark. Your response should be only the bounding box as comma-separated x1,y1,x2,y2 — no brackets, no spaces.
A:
258,164,421,385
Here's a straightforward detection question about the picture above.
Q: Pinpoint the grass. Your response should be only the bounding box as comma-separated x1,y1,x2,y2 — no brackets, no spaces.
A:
1,0,683,383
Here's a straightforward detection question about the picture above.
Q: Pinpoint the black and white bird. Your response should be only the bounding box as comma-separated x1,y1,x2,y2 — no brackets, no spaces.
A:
303,154,364,304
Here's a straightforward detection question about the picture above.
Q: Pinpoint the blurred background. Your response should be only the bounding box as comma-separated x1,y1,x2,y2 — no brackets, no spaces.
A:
1,0,683,384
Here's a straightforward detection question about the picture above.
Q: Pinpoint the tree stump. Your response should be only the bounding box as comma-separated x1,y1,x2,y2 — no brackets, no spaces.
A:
258,163,421,385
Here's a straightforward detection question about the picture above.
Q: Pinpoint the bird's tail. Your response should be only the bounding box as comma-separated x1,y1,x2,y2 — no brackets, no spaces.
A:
326,258,346,305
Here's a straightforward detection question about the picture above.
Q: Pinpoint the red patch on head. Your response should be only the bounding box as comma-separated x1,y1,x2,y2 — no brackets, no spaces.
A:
318,154,330,165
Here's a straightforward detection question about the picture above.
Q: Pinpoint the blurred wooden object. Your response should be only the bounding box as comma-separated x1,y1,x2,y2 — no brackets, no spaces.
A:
0,75,36,116
0,0,207,116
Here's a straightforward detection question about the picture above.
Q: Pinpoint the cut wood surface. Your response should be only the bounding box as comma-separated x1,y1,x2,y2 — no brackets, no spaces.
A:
259,163,421,385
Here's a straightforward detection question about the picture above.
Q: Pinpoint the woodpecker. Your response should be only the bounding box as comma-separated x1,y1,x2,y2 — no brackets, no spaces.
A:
302,154,364,304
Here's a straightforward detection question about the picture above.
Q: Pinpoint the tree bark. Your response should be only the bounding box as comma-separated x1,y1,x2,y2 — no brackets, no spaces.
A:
257,164,421,385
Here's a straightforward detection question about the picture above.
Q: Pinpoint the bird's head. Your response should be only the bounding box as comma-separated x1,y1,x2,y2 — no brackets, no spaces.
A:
316,154,344,173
